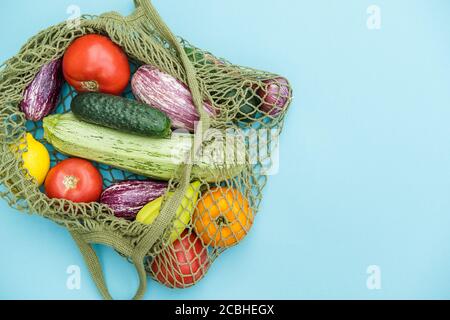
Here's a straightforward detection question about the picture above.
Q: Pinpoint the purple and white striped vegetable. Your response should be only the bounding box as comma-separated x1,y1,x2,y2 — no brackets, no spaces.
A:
100,180,167,220
20,59,63,121
131,65,215,132
257,77,291,116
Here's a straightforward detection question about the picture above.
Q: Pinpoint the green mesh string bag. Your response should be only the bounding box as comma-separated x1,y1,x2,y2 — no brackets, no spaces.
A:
0,0,292,300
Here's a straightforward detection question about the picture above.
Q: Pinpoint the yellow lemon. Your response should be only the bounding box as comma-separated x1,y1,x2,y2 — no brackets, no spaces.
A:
17,133,50,186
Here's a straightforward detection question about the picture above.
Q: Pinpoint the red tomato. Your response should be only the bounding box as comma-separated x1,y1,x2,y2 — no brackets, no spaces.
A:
45,158,103,203
63,34,130,95
151,231,209,288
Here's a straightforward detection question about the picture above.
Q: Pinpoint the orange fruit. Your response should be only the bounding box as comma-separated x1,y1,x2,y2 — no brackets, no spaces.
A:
193,187,253,248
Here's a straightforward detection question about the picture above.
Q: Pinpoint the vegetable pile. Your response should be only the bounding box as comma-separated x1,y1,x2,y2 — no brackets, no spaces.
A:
15,31,292,290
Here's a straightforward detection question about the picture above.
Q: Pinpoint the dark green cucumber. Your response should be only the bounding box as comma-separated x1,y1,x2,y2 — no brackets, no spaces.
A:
71,93,171,137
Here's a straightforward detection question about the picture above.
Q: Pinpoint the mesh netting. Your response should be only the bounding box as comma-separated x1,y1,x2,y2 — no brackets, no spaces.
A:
0,0,292,296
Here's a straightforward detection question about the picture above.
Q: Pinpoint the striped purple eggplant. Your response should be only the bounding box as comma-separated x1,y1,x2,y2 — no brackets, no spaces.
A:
20,59,63,121
100,180,167,220
131,65,215,132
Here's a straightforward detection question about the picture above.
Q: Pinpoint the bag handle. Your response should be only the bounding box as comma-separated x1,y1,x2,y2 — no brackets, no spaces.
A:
130,0,207,255
71,165,192,300
71,1,208,300
70,231,147,300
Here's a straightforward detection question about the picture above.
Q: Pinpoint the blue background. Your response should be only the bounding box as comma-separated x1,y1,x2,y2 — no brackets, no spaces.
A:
1,0,450,300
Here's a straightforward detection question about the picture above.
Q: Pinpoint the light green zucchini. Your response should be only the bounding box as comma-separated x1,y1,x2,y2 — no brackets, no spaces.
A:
43,113,244,182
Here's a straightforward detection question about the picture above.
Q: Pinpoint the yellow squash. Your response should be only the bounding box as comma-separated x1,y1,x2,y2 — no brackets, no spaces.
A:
136,181,201,243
